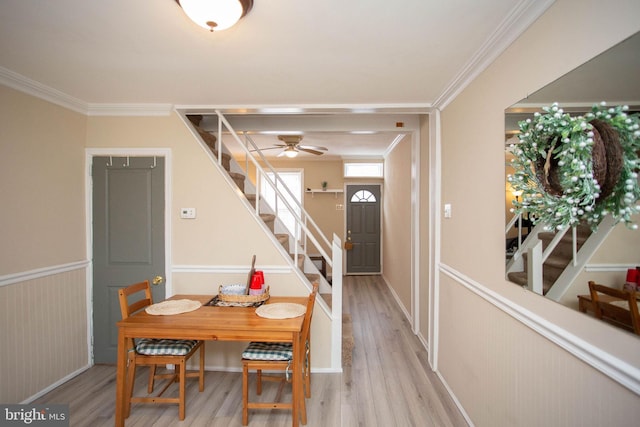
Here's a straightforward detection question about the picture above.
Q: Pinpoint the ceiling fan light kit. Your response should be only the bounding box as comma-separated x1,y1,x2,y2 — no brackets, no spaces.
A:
176,0,254,32
249,135,329,158
284,147,298,158
276,135,328,157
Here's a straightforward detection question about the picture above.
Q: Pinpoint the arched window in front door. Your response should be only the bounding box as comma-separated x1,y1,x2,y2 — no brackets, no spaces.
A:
350,189,377,203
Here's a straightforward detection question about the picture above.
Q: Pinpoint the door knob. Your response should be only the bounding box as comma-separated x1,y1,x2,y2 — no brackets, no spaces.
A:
152,275,164,286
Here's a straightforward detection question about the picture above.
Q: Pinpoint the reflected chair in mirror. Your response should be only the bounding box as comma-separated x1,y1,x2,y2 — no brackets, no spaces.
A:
118,280,205,420
241,283,318,426
588,281,640,335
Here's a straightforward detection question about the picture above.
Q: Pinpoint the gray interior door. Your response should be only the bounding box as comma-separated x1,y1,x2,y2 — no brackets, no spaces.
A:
346,184,381,274
92,156,165,364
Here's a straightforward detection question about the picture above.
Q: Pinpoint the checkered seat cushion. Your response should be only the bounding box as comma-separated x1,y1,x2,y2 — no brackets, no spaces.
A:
242,342,293,361
135,338,198,356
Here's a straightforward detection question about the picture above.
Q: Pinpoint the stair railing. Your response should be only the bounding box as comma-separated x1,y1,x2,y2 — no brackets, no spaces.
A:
187,111,344,369
545,215,616,301
213,110,338,273
507,214,617,299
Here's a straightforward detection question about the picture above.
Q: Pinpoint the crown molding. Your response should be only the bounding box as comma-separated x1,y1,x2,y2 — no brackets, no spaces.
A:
433,0,556,110
383,134,408,158
0,66,173,117
0,66,88,114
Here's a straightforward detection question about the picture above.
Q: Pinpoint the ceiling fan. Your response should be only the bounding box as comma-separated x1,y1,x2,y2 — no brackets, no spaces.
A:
256,135,328,158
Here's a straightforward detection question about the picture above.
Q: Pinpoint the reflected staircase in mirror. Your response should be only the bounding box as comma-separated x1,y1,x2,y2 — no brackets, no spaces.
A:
506,215,617,301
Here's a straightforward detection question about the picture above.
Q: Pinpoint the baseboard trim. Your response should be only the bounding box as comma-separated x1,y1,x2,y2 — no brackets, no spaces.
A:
22,364,92,404
434,369,475,427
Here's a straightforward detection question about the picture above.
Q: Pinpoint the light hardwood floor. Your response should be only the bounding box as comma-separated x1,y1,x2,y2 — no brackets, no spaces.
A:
34,275,467,426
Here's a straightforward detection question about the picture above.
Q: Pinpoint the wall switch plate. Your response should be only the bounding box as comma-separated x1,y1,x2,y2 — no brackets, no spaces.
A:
180,207,196,219
444,204,452,218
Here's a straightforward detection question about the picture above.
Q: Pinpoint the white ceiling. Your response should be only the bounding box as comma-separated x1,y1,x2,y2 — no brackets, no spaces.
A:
0,0,551,158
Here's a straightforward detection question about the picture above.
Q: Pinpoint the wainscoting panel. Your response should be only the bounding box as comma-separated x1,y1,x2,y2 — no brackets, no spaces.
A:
436,265,640,426
0,266,89,403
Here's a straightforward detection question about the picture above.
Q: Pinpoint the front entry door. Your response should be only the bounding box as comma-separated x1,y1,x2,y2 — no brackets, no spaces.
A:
346,184,381,274
92,156,166,363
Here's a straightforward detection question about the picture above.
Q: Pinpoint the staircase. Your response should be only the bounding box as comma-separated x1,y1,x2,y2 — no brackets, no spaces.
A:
507,225,592,294
182,113,344,354
506,214,617,301
186,114,330,285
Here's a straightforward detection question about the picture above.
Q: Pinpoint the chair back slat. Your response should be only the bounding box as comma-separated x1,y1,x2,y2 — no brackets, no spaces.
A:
588,281,640,335
118,280,153,320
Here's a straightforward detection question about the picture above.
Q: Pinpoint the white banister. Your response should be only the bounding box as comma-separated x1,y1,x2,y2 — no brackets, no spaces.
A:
331,234,343,370
214,111,335,265
528,239,543,295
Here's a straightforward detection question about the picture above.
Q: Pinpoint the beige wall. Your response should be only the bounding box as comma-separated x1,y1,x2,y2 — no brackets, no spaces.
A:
438,0,640,425
0,86,89,403
0,85,86,274
383,137,413,311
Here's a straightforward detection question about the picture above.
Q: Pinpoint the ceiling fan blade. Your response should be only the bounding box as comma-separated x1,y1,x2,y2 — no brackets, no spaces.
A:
298,144,328,151
249,146,283,152
299,148,325,155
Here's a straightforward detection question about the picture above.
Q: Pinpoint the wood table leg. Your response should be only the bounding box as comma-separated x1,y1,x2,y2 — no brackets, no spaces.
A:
115,329,127,427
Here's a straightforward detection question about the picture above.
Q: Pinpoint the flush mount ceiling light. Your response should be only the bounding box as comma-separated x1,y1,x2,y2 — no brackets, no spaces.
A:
176,0,254,32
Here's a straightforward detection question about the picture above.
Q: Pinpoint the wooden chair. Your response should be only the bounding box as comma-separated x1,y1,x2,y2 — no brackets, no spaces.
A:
588,281,640,335
118,280,205,420
241,283,318,426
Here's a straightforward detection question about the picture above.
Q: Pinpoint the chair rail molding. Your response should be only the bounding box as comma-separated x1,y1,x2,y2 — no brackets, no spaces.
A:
0,260,90,288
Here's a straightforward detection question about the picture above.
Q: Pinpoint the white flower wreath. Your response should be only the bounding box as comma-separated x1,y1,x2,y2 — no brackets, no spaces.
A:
507,102,640,231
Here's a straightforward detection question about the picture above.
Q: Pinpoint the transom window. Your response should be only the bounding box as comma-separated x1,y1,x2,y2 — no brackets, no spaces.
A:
344,162,383,178
350,190,377,203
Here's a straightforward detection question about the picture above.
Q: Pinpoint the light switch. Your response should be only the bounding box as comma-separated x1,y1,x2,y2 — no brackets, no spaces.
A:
444,204,452,218
180,207,196,219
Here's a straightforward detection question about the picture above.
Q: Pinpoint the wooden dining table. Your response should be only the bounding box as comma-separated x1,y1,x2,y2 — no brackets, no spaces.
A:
115,294,307,427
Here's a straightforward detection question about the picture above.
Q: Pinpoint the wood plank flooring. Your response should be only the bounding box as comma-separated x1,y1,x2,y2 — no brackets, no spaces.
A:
33,275,467,426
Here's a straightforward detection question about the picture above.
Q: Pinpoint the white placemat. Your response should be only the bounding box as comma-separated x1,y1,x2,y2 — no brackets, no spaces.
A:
145,299,202,315
255,303,306,319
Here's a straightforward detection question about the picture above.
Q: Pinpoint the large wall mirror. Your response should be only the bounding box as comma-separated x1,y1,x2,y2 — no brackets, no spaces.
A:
504,31,640,336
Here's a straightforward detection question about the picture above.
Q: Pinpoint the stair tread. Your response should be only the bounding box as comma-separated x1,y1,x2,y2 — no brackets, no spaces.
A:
507,271,554,294
538,231,590,245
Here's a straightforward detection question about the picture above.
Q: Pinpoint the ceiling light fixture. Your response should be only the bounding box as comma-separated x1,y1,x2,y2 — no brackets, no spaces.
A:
284,147,298,158
176,0,254,32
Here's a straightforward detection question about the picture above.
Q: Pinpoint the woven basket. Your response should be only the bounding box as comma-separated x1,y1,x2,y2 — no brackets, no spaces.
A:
217,285,270,304
590,119,623,200
535,120,623,200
